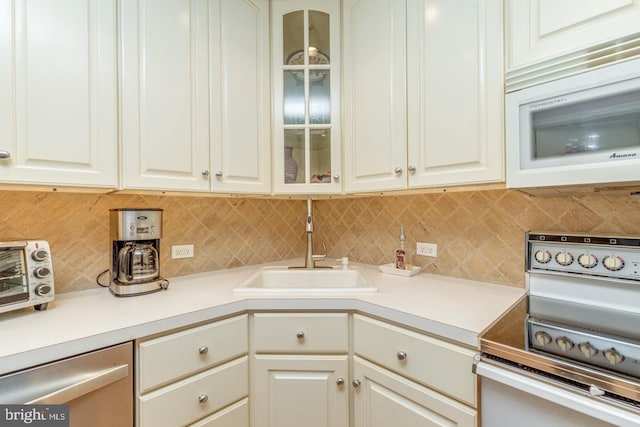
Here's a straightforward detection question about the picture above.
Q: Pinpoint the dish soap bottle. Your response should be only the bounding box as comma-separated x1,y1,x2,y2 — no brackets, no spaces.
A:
395,226,412,270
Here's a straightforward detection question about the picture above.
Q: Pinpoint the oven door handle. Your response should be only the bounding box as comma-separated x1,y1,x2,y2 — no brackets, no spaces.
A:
26,364,129,405
476,357,640,427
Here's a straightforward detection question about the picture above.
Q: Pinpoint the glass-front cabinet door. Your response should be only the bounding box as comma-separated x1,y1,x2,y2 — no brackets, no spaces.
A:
272,0,342,194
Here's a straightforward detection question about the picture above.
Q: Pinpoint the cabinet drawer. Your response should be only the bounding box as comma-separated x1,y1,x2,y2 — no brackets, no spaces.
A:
139,356,248,427
253,313,348,353
138,314,248,393
189,398,249,427
353,314,476,406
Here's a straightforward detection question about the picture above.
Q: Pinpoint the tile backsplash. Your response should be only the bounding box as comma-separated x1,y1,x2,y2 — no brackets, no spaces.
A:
1,189,639,293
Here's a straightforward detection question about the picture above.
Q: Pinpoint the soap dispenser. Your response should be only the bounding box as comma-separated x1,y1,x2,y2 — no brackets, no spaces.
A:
395,226,411,270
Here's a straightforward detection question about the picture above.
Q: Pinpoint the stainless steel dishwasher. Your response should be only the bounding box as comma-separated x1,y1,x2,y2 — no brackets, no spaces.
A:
0,342,133,427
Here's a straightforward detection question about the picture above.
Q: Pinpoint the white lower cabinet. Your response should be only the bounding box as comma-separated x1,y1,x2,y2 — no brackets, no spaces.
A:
136,314,249,427
136,311,478,427
253,355,349,427
251,313,350,427
353,357,476,427
353,314,478,426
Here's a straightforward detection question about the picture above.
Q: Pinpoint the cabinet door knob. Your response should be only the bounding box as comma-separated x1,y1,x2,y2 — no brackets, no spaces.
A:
198,394,208,404
215,170,223,178
202,170,210,177
0,150,11,159
333,174,340,181
198,346,209,355
336,377,345,386
296,330,305,339
394,167,403,175
352,379,361,389
408,165,416,174
396,351,407,361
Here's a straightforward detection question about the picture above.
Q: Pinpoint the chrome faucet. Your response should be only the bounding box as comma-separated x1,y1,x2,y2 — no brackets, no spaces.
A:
291,198,328,269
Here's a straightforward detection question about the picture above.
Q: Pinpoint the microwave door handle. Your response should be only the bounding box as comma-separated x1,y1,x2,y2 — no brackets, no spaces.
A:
26,364,128,405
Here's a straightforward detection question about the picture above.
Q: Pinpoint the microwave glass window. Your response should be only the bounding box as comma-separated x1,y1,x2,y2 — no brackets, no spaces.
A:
0,248,28,303
531,89,640,160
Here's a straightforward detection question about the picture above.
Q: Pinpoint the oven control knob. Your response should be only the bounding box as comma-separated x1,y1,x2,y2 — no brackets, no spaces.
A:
603,256,624,271
555,336,574,352
604,348,624,366
31,249,49,262
555,252,574,266
534,250,552,264
33,267,51,279
35,284,52,296
534,331,552,346
579,342,597,358
578,253,598,269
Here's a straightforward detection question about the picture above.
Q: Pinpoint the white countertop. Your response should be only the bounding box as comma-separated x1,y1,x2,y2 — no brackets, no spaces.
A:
0,260,525,375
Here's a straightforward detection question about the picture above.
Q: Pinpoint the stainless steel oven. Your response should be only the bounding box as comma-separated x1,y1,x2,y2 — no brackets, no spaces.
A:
475,232,640,426
0,240,54,313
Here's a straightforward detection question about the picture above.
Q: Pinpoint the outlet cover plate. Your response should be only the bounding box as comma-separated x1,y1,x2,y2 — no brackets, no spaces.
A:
172,244,194,259
416,242,437,257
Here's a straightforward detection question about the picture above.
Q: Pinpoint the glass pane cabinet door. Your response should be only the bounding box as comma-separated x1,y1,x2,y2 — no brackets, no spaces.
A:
272,0,341,194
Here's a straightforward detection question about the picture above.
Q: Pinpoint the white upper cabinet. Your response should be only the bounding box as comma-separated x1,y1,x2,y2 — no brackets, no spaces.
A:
210,0,270,194
342,0,407,193
0,0,117,188
120,0,211,192
271,0,342,194
506,0,640,91
344,0,504,192
406,0,504,188
121,0,270,194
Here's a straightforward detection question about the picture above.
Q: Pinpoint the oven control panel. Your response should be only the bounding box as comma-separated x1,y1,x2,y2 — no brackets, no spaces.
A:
527,318,640,379
527,232,640,281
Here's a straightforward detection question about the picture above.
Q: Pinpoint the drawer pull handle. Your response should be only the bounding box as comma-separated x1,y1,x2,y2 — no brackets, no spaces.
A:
296,330,305,339
396,351,407,361
198,346,209,355
352,379,361,389
336,377,345,386
198,394,208,404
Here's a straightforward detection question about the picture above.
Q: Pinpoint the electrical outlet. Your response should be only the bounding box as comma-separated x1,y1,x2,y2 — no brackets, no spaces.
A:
171,244,194,259
416,242,437,257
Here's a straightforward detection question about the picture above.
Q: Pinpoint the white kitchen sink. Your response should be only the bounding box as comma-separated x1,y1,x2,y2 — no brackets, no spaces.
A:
233,266,378,293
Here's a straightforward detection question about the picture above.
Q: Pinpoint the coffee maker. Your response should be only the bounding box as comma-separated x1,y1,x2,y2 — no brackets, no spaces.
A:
109,208,169,296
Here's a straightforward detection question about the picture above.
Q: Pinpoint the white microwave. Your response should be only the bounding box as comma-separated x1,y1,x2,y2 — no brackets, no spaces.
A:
506,58,640,190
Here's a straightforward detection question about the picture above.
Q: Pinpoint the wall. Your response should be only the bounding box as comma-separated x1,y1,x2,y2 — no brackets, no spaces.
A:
1,189,638,293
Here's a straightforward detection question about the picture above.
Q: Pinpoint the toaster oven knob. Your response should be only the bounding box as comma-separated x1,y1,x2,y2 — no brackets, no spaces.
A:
579,342,597,358
534,250,552,264
35,284,51,296
34,267,51,279
554,251,574,266
603,255,625,271
555,336,574,352
604,348,623,366
32,249,48,262
534,331,552,346
578,253,598,269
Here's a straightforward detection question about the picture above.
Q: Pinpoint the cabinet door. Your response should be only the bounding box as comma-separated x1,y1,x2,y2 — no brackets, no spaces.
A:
353,357,476,427
407,0,504,188
342,0,407,193
209,0,270,194
271,0,342,194
0,0,117,188
506,0,640,72
120,0,210,192
253,355,349,427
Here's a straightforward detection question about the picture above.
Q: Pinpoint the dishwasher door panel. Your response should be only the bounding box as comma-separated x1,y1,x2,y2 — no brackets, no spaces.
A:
0,342,133,427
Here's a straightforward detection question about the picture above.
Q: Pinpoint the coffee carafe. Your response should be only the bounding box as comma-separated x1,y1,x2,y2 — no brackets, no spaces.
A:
110,208,169,296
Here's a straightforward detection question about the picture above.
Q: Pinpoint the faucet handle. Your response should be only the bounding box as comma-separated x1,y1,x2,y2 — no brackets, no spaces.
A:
336,257,349,268
312,241,328,262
